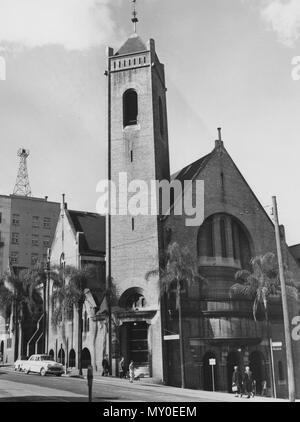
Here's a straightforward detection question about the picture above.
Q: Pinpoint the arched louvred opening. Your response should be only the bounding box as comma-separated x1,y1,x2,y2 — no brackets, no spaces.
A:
123,89,138,127
159,97,164,136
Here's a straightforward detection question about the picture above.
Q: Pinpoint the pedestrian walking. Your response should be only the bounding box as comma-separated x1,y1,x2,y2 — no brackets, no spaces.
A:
251,379,256,397
261,380,267,396
102,354,109,376
231,366,242,397
129,360,135,383
241,366,253,398
119,356,125,379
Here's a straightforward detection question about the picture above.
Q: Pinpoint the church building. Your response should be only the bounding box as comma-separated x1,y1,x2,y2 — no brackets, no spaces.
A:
102,16,300,398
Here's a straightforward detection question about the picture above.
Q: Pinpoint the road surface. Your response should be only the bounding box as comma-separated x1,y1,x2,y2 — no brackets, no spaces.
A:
0,367,287,402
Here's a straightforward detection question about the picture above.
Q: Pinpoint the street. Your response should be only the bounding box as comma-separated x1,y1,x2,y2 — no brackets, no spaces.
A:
0,367,288,402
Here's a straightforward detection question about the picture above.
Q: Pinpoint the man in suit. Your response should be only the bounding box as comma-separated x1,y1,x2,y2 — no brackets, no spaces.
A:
241,366,253,398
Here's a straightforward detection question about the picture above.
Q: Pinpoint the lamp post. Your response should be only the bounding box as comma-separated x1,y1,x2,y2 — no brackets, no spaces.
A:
272,196,295,402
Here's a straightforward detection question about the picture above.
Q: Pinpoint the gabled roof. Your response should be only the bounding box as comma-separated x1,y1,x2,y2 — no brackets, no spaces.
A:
67,210,105,256
115,34,147,56
171,152,213,183
290,244,300,261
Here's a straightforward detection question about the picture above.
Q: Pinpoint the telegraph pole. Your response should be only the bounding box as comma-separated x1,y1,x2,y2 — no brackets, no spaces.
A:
272,196,295,402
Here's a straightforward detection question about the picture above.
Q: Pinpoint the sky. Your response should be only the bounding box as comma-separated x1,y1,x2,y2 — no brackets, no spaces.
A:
0,0,299,245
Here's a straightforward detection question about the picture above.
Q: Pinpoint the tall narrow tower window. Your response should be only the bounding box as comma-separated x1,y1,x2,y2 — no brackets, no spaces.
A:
159,97,164,136
220,218,227,257
123,89,138,127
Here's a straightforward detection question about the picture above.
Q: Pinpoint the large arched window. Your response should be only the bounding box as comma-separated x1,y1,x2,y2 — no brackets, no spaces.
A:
198,213,252,269
123,89,138,127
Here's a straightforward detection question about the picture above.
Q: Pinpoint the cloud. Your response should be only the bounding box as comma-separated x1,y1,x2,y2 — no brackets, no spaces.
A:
0,0,118,51
245,0,300,47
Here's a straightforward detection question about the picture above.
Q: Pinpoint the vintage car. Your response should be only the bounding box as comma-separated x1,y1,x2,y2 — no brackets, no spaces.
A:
15,354,64,376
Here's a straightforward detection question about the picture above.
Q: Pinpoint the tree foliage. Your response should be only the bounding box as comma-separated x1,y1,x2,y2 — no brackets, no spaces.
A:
230,252,298,321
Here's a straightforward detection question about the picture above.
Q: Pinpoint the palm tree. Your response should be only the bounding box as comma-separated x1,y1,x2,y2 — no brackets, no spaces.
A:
0,266,43,360
51,264,100,376
230,252,298,396
146,242,206,388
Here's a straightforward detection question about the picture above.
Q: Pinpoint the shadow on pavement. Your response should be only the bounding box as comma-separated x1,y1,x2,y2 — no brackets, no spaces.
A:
0,396,92,402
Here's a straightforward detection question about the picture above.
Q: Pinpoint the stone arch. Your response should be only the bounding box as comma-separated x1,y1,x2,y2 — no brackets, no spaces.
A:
119,287,146,310
49,349,54,359
58,348,65,365
249,350,266,394
81,347,92,369
227,350,242,392
69,349,76,368
197,213,253,269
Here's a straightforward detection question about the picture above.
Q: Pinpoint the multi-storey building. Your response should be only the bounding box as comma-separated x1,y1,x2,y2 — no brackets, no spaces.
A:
0,194,60,364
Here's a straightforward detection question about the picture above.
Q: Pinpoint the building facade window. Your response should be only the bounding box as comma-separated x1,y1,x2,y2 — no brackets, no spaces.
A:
31,253,39,266
0,212,2,224
12,232,19,245
10,252,19,265
220,218,227,257
32,216,39,228
197,213,252,270
32,234,39,247
43,235,50,248
83,311,89,332
12,214,20,226
43,217,51,229
123,89,138,127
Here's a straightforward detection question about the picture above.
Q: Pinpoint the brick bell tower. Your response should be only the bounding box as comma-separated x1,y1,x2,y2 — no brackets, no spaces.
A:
105,6,170,382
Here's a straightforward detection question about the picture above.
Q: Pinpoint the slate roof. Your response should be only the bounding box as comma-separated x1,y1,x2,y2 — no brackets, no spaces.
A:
115,34,147,56
172,153,213,183
67,210,105,256
290,244,300,264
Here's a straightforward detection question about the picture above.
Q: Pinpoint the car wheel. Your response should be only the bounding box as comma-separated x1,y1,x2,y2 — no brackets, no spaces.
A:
40,368,47,376
26,368,30,374
14,366,17,371
18,366,22,372
56,373,62,377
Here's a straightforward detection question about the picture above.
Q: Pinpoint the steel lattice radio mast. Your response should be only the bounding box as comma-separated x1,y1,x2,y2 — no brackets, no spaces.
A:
13,148,32,196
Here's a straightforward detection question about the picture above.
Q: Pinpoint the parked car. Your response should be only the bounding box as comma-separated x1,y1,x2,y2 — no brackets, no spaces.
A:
14,355,29,372
15,354,64,376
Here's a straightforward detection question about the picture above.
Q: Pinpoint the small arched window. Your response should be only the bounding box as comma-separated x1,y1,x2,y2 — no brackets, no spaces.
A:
123,89,138,127
84,311,88,332
159,97,164,136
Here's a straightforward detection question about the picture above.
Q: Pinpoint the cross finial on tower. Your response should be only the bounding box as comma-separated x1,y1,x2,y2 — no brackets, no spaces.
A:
217,127,222,141
131,0,138,33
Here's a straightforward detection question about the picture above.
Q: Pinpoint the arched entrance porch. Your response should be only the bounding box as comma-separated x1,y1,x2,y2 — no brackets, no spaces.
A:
82,348,91,369
249,350,266,394
227,350,242,392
